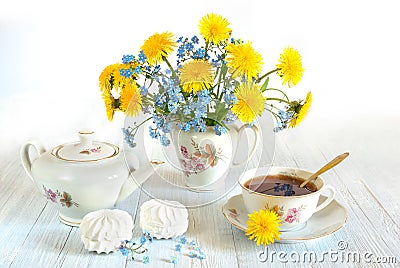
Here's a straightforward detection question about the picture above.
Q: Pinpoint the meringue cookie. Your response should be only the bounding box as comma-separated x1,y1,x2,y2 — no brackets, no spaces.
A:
140,199,188,239
80,209,133,254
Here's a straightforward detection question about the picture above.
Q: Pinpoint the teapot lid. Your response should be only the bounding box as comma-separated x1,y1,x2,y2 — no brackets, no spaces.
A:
51,130,119,162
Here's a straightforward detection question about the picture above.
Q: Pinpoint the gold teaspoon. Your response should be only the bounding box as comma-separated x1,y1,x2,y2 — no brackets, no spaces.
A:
299,152,349,188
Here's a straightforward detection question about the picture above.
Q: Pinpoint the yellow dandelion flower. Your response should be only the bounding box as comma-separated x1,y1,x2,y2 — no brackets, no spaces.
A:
99,63,119,91
113,66,131,89
199,13,231,44
99,63,130,92
289,91,312,128
246,209,281,246
179,60,214,94
102,89,115,121
225,42,263,79
276,46,304,87
120,83,142,117
141,32,176,65
232,84,266,124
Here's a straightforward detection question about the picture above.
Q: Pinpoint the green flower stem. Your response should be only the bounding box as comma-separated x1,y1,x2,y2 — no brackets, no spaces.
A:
257,68,280,83
128,117,152,135
266,97,291,105
265,88,290,101
155,106,166,114
204,42,210,58
131,243,145,251
209,91,218,100
265,103,279,110
145,92,154,98
214,66,220,80
216,66,224,98
221,66,227,95
217,45,225,54
219,73,236,101
162,57,189,102
163,57,177,78
265,108,281,121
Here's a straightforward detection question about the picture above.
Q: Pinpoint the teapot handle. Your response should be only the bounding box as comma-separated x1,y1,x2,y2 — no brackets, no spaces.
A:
20,141,46,182
231,125,260,167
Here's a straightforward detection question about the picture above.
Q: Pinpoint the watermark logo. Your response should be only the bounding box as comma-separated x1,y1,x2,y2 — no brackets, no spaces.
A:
257,240,397,264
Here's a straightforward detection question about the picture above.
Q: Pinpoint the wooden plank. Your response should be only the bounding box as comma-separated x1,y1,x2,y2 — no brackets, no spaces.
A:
0,155,51,267
9,205,72,268
54,227,126,268
188,199,239,268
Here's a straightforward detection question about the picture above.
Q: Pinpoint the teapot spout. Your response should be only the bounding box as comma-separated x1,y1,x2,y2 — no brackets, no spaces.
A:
115,160,164,205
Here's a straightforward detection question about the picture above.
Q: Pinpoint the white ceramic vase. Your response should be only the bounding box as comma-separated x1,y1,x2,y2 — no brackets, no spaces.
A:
170,124,259,189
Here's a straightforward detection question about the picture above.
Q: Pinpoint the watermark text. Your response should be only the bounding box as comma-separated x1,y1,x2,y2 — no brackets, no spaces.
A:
257,241,397,264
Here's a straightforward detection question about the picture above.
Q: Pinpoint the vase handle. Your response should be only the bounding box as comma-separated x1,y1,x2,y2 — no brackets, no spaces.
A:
231,125,259,168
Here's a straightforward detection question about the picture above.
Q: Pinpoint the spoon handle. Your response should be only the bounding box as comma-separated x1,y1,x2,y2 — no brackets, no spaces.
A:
300,152,349,188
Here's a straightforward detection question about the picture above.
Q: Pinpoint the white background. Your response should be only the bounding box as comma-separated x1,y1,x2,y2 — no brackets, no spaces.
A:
1,0,399,150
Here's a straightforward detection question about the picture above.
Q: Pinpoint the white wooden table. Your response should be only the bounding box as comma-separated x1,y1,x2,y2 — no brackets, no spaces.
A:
1,116,399,268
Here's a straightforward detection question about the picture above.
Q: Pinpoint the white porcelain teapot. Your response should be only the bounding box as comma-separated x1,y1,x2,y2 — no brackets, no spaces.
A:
20,130,160,226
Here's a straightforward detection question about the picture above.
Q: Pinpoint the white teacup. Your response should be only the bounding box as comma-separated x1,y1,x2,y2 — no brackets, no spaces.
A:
239,166,336,231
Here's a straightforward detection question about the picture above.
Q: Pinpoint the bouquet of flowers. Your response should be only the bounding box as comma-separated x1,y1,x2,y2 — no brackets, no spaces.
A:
99,13,312,147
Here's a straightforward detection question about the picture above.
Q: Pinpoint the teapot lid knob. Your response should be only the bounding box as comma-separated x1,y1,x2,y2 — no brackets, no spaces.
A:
79,130,94,148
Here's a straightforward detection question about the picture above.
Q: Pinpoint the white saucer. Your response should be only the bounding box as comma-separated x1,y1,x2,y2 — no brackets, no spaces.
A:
222,194,347,243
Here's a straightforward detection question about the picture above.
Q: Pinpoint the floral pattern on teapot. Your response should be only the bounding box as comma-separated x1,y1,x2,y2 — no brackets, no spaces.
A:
179,139,225,176
79,146,102,155
43,186,79,208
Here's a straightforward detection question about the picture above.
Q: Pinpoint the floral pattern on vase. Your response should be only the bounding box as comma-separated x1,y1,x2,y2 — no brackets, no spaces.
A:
43,186,79,208
179,139,224,176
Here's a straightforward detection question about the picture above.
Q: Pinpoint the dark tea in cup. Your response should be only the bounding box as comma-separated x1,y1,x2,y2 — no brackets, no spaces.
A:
244,174,318,196
240,167,336,231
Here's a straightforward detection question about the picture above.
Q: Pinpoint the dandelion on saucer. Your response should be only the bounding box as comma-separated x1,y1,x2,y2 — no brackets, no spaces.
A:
245,209,281,246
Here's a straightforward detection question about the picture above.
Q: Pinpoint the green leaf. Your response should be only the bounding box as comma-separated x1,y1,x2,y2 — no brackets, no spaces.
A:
204,117,230,130
203,118,216,126
221,64,228,77
211,101,229,122
260,77,269,92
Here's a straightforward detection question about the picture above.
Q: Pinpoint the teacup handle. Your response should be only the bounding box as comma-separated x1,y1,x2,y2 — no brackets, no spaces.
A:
232,125,260,167
314,185,336,212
